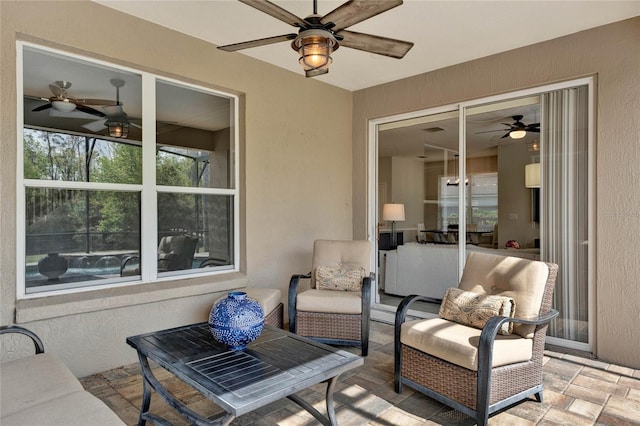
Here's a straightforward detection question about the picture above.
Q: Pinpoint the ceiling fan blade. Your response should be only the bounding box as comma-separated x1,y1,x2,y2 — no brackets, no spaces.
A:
239,0,306,27
218,34,297,52
49,83,65,97
82,119,107,133
75,105,106,117
76,98,118,107
102,105,124,116
501,132,511,139
321,0,403,32
32,103,52,112
527,128,541,133
337,30,413,58
129,121,142,129
474,129,510,135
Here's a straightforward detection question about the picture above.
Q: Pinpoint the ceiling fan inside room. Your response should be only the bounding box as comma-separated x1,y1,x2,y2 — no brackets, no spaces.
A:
82,78,141,138
29,80,114,116
217,0,414,77
477,115,540,139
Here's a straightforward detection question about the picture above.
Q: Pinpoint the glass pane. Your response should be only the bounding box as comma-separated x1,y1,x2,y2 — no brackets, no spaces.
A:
157,193,234,274
25,188,141,293
156,80,234,189
466,98,541,252
23,46,142,142
377,110,459,310
24,128,142,184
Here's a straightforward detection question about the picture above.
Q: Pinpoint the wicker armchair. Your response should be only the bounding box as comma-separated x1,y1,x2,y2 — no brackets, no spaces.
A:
288,239,373,356
395,252,559,425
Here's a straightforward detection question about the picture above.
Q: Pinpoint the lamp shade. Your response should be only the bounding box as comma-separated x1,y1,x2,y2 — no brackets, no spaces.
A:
525,163,541,188
382,203,405,221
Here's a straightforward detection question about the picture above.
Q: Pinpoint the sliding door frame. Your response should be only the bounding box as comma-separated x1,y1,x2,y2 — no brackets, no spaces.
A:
368,77,595,351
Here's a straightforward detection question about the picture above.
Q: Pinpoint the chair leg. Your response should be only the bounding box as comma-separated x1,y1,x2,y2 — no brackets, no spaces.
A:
534,391,543,403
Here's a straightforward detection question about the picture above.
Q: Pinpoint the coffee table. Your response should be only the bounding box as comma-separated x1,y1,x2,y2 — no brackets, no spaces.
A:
126,323,363,426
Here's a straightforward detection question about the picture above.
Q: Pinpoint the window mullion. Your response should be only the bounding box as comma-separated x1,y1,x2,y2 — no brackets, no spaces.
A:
140,75,157,282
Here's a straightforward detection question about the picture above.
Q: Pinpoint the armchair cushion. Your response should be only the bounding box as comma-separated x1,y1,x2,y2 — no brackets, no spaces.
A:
458,252,549,338
401,318,533,371
315,264,365,291
439,287,516,335
310,240,371,289
296,289,362,314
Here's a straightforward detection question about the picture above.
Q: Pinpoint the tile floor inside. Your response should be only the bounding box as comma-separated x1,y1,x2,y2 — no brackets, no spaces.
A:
81,320,640,425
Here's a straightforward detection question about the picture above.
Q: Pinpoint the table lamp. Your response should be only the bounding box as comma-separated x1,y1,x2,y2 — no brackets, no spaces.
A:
382,203,405,249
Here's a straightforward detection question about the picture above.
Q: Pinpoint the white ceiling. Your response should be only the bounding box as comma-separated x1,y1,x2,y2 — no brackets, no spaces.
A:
94,0,640,91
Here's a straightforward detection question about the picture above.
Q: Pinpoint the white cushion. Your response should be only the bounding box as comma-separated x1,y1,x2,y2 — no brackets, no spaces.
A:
2,391,125,426
459,252,550,338
243,288,281,316
1,353,83,416
310,240,371,289
401,318,533,371
296,289,362,314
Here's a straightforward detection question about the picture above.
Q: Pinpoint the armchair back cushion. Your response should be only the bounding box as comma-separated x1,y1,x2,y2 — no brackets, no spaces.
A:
458,252,550,338
157,235,198,271
310,240,371,289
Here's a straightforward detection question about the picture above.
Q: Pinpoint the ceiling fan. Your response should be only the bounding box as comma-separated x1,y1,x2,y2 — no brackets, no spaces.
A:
217,0,414,77
82,79,141,138
477,115,540,139
30,80,114,117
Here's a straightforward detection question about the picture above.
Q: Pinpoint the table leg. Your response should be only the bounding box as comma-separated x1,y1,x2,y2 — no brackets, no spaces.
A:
325,376,338,426
136,353,235,426
287,376,339,426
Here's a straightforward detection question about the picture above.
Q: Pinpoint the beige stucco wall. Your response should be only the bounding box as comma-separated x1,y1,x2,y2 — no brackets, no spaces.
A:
0,1,353,376
352,17,640,368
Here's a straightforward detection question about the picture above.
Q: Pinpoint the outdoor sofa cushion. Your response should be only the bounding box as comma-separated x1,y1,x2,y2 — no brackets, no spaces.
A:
1,352,125,426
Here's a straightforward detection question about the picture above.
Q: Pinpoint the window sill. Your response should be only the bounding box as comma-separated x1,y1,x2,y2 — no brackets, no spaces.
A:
16,272,247,323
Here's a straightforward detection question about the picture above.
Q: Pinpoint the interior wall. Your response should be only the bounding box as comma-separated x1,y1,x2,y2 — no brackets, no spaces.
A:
0,1,353,376
390,157,424,237
352,17,640,368
498,144,539,249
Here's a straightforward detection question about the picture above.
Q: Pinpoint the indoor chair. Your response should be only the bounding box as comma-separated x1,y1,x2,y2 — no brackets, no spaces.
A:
288,239,373,356
394,251,559,425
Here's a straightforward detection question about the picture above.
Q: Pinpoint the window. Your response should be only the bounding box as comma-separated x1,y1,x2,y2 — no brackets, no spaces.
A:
19,43,239,296
439,173,498,231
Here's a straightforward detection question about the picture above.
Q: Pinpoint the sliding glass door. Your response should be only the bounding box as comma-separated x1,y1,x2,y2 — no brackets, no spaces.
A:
370,79,594,351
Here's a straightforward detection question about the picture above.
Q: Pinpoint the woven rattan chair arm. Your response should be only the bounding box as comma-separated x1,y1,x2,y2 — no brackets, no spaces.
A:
476,308,560,402
361,274,374,310
395,295,441,325
480,309,560,351
288,272,311,333
120,254,140,274
0,325,45,354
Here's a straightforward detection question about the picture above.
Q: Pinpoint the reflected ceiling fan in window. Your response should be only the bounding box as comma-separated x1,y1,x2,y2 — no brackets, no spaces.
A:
82,79,141,138
476,115,540,139
217,0,414,77
29,80,115,116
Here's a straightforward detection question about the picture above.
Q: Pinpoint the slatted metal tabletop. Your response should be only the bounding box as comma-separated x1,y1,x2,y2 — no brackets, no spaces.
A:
126,323,363,425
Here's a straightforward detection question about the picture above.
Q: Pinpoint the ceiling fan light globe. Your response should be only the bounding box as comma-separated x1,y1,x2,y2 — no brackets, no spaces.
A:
51,100,76,113
510,129,527,139
108,121,129,138
292,30,338,77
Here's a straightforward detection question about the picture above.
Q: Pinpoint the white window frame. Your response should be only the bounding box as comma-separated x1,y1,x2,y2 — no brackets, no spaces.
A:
16,41,240,299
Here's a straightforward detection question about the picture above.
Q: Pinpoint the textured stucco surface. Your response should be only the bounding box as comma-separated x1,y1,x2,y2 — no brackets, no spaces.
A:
1,0,352,376
352,17,640,368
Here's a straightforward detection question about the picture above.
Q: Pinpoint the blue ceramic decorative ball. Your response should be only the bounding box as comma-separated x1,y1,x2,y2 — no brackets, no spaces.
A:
209,291,264,350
